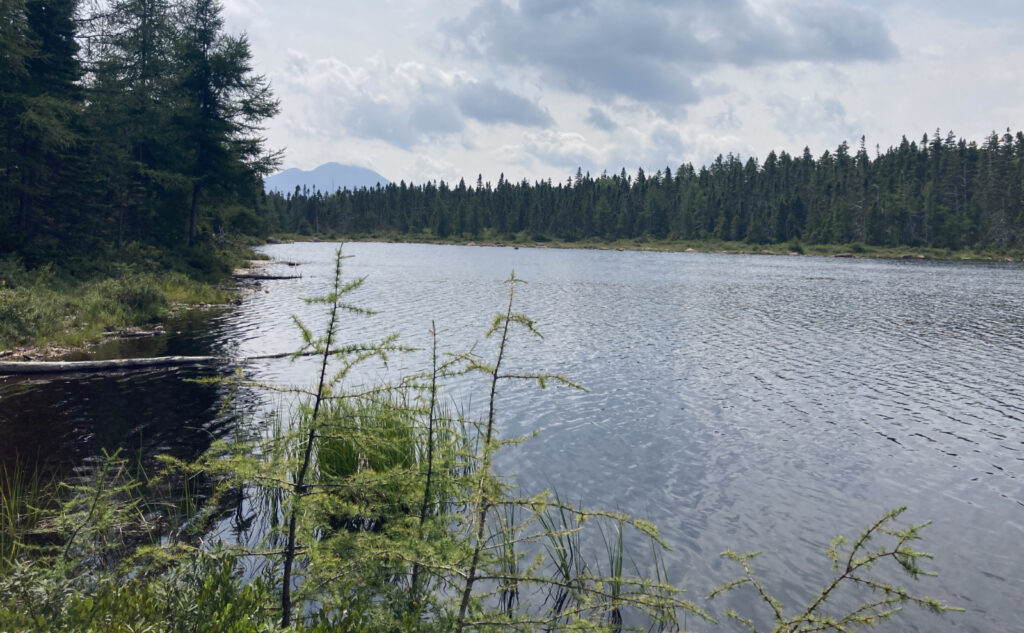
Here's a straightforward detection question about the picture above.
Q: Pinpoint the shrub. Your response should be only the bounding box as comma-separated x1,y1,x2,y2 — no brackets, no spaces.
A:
86,274,168,325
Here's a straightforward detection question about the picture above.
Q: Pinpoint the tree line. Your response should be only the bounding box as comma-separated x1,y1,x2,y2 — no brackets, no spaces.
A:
2,0,1021,266
268,131,1024,250
0,0,278,267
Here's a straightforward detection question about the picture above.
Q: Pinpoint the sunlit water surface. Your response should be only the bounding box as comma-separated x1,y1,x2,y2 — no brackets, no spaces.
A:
2,242,1022,632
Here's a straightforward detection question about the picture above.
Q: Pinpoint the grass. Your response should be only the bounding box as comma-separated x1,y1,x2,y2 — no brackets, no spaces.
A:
0,464,55,572
0,245,244,353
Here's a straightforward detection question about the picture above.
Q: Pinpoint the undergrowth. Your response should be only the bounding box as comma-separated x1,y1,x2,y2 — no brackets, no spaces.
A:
0,245,239,350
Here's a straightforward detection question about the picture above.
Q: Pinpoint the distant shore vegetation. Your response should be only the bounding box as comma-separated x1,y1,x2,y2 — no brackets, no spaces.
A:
265,131,1024,255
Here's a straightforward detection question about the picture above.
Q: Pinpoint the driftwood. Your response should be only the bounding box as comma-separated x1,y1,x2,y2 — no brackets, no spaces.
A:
0,351,313,376
233,272,302,280
102,330,162,338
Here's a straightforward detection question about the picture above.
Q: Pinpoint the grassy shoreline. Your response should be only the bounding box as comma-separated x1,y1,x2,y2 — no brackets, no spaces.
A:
269,232,1023,262
0,241,258,357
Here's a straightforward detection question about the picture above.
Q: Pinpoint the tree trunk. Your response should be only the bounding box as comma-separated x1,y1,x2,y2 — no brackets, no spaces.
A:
189,179,200,246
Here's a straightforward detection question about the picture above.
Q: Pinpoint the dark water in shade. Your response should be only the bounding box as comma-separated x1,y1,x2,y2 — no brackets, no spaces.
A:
2,242,1023,631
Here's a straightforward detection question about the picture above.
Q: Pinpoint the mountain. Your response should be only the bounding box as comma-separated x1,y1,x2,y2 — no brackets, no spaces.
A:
264,162,389,194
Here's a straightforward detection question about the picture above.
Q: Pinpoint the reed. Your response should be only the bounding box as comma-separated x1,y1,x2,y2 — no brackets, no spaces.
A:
0,464,54,571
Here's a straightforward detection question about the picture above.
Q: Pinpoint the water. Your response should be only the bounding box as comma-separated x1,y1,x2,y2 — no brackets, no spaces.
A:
2,242,1022,631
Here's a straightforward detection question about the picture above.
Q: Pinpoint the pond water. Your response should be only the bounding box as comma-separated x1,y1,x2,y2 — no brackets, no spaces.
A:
2,242,1022,631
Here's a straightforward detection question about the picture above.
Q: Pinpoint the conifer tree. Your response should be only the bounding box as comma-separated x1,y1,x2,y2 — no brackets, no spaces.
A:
174,0,279,246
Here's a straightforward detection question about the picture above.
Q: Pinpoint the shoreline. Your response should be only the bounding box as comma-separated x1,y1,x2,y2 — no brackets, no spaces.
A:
268,233,1023,263
6,237,1018,360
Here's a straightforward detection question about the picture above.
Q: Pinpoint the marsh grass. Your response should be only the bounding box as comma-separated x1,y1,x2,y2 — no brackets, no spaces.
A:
0,268,232,350
0,239,249,351
0,464,56,572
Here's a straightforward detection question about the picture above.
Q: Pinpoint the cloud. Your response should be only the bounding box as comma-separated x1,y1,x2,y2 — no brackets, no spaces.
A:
648,123,686,165
405,154,461,184
522,131,600,171
602,122,687,172
766,93,860,143
454,81,554,127
585,106,618,131
444,0,896,112
278,53,552,149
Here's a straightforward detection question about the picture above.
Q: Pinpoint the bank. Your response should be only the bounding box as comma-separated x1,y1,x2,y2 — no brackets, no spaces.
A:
0,240,259,357
269,231,1023,262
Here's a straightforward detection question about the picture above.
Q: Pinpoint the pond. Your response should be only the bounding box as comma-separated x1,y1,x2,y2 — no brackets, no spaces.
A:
2,241,1022,632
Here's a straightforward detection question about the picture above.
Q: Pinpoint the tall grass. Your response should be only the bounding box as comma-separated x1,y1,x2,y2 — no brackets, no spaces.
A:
0,465,54,572
0,262,231,349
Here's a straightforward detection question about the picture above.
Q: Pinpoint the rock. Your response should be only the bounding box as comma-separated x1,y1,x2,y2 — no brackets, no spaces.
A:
684,248,696,252
834,253,853,258
788,251,800,256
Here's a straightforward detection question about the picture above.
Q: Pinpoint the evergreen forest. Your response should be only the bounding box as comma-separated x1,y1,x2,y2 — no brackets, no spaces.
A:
1,0,278,269
268,132,1024,251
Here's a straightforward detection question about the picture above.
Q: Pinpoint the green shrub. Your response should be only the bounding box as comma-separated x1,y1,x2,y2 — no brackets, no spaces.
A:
0,257,33,290
0,287,69,347
85,274,167,325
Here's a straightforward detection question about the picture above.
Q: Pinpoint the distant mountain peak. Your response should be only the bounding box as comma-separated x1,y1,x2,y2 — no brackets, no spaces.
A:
265,163,389,194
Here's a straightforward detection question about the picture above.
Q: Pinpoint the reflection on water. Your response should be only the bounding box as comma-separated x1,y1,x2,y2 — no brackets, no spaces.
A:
2,242,1022,632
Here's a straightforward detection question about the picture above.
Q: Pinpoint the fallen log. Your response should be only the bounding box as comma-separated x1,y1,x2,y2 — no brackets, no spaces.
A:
0,355,220,374
0,351,314,375
232,272,302,280
102,330,163,338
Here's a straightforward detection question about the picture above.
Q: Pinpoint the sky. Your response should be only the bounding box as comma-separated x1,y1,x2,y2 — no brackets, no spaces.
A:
221,0,1024,185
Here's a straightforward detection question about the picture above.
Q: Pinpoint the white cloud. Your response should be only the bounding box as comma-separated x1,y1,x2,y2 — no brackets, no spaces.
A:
522,131,600,171
277,54,550,149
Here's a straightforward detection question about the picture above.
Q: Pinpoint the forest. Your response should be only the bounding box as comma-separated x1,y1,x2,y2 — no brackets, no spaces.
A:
0,0,278,270
267,131,1024,251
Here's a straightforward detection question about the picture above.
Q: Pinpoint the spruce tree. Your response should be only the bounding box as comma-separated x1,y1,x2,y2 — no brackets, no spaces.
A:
174,0,279,246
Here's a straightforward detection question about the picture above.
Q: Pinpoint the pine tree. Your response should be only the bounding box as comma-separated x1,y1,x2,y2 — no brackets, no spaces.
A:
5,0,84,257
174,0,280,246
